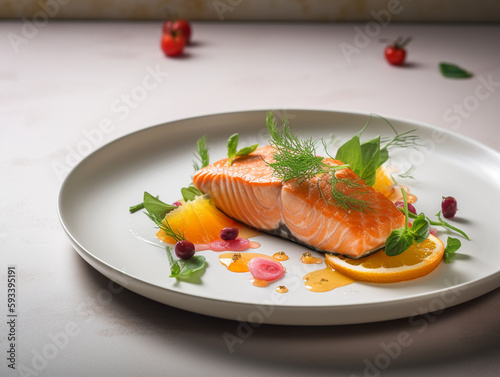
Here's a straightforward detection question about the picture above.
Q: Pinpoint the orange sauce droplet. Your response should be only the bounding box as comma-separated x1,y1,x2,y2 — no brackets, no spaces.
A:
303,267,355,292
275,285,288,293
219,252,276,273
273,251,289,261
300,251,323,264
252,279,270,287
249,241,261,249
237,226,262,239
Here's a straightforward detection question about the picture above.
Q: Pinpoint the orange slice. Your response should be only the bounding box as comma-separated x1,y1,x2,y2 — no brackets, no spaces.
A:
156,195,239,244
325,235,444,283
372,166,396,199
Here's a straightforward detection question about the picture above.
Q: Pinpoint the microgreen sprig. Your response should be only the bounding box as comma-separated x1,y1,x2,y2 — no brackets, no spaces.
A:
193,135,210,171
443,237,462,263
165,246,207,279
385,189,430,256
406,210,470,240
227,133,258,164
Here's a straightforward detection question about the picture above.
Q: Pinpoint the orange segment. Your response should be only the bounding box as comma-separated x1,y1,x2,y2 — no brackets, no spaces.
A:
325,235,444,283
372,166,396,199
156,195,239,244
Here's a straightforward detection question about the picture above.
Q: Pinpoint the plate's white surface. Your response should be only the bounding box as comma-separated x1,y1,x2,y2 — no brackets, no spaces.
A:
58,110,500,325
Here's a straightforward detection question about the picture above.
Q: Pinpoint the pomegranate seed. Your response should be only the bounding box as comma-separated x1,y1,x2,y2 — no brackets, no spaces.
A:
441,196,458,218
220,227,239,241
395,201,417,215
175,240,195,260
172,201,182,206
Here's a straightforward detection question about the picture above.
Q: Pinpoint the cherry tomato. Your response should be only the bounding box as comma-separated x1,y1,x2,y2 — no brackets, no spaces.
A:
160,31,186,57
384,37,411,66
163,20,192,44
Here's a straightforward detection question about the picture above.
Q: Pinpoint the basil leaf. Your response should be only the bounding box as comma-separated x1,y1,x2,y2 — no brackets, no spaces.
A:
227,133,239,160
379,147,389,167
143,192,177,222
385,228,414,256
444,237,462,263
335,135,363,175
181,186,202,202
409,213,430,243
359,137,381,186
439,63,473,79
174,256,207,279
235,143,259,157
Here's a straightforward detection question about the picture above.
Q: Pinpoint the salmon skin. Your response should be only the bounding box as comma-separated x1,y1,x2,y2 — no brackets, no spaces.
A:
193,146,404,259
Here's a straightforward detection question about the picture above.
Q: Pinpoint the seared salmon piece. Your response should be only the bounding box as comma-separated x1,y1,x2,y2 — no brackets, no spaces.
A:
193,146,404,259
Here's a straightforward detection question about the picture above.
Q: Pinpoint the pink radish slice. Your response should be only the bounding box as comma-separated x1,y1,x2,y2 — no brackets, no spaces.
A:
195,238,250,252
248,257,285,282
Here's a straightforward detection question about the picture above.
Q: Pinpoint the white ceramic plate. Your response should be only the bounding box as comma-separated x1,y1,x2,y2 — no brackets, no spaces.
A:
58,109,500,325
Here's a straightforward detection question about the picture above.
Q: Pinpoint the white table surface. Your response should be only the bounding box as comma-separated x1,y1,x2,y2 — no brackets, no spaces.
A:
1,21,500,377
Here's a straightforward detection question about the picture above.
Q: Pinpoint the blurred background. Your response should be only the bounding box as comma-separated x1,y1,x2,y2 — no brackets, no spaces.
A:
1,0,500,22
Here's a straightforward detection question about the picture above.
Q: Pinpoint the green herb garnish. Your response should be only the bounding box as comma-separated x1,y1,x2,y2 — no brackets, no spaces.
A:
145,211,184,242
439,63,473,79
336,115,421,186
181,186,203,202
165,246,207,279
266,111,370,211
443,237,462,263
142,191,177,222
227,133,258,164
129,202,145,213
193,135,210,171
406,210,470,241
385,189,430,256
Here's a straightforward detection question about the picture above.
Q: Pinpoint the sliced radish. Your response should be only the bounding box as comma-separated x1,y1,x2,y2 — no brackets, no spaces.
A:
247,257,285,282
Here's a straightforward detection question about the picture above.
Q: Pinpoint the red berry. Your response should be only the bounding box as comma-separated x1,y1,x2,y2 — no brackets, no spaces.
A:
175,240,195,260
220,227,238,241
441,196,458,218
395,201,417,215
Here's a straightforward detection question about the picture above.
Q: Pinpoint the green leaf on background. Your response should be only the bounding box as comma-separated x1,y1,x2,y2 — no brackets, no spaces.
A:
439,63,473,79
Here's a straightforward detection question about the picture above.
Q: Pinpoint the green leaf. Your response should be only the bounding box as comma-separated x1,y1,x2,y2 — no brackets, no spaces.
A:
379,147,389,167
227,133,239,161
181,186,202,202
385,228,414,257
359,137,381,186
444,237,462,263
166,247,207,279
235,143,259,157
335,135,363,175
174,256,207,279
409,213,430,243
439,63,473,79
143,192,177,222
193,135,209,171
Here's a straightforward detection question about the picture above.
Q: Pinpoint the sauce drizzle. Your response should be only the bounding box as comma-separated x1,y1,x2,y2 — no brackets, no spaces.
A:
303,267,355,292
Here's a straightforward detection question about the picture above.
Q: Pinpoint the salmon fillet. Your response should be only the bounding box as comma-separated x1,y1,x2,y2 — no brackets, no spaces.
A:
193,145,404,259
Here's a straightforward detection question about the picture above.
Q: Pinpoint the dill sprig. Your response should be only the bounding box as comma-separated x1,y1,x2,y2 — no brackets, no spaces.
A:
266,111,326,182
265,111,371,211
145,212,185,242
